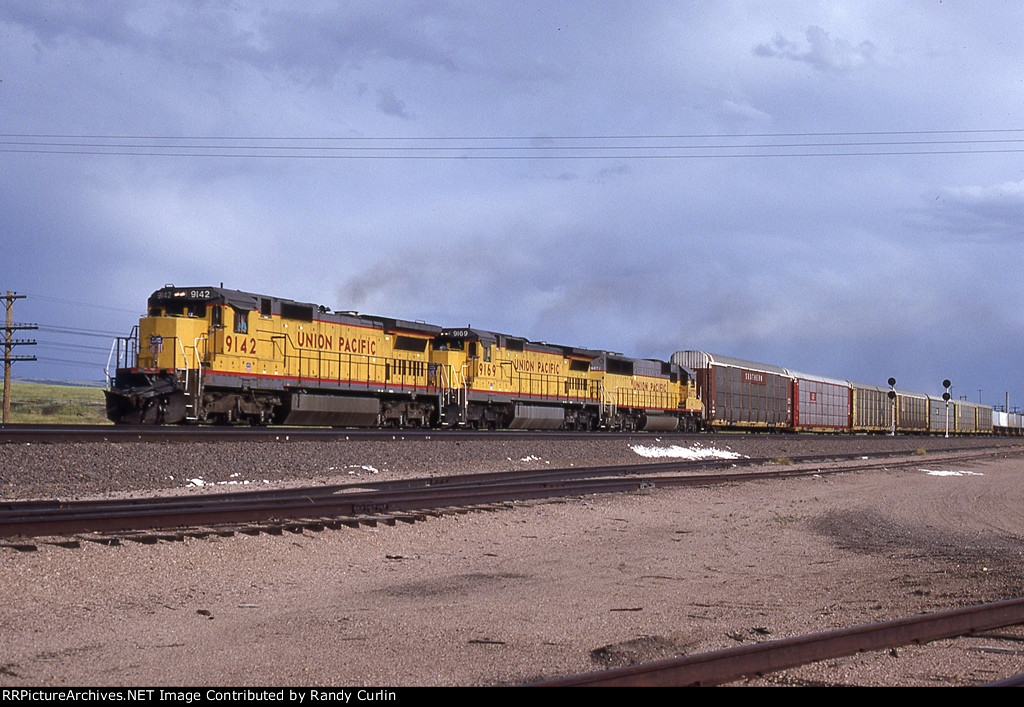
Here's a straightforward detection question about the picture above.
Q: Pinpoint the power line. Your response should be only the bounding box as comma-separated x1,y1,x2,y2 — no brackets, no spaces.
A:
35,356,108,369
5,137,1024,151
37,340,112,353
37,324,125,338
3,129,1024,160
20,293,140,315
4,128,1024,140
5,147,1024,160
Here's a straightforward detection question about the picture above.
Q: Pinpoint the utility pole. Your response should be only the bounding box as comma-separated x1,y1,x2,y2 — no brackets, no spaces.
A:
3,291,38,424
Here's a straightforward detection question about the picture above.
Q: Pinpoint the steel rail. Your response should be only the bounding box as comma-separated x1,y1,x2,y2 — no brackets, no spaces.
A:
533,597,1024,686
0,424,698,444
0,475,667,538
3,423,1023,445
3,444,1015,514
3,447,1021,540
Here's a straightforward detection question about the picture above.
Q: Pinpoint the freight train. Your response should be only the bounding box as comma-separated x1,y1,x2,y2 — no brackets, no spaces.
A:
105,285,703,431
105,285,1017,435
670,351,1017,436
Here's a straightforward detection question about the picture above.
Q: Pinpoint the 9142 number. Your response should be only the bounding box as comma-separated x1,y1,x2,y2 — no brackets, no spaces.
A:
225,334,256,354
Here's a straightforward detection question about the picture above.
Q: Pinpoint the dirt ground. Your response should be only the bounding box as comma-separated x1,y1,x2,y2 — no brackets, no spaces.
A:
1,438,1023,686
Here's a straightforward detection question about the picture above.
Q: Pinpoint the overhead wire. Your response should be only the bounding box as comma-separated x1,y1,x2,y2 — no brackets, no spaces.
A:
35,356,107,369
4,128,1024,139
37,324,125,339
20,292,140,315
3,129,1024,160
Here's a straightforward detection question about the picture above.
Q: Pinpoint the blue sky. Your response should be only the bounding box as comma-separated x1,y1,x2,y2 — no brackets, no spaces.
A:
2,1,1023,408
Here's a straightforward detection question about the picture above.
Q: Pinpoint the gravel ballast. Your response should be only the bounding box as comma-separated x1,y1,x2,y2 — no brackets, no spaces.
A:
2,434,1023,686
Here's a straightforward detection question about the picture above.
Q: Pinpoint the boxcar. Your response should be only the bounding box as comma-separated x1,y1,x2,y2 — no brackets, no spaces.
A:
896,390,929,433
850,382,892,433
927,396,956,436
789,371,852,432
672,351,792,430
952,400,993,434
976,403,994,434
994,411,1024,436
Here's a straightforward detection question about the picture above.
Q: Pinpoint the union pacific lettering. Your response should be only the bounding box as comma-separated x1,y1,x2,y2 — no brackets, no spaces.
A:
295,331,377,356
634,379,669,393
511,359,562,375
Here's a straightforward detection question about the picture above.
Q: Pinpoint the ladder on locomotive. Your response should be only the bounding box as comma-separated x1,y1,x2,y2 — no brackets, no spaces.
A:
598,382,617,428
435,363,468,426
178,338,205,422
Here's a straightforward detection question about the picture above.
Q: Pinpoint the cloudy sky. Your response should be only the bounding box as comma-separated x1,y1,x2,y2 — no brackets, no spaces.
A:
2,1,1023,407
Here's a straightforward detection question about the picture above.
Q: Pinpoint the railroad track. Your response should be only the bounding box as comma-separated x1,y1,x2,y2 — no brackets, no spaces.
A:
3,445,1020,547
0,424,696,444
533,597,1024,686
4,424,1024,446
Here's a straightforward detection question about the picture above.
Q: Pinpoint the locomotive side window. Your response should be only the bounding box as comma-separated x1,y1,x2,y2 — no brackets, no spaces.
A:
211,306,223,328
281,302,313,322
607,359,633,376
233,307,249,334
261,298,272,318
394,336,427,352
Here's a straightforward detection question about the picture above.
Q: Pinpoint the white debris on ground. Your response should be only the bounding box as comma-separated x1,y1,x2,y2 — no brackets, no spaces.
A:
630,444,746,460
326,464,382,475
506,454,549,464
185,476,271,488
921,469,984,477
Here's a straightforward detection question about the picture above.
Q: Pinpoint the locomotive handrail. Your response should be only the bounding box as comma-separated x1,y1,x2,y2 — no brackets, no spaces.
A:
458,363,468,421
599,383,617,426
174,334,190,393
185,335,208,421
436,362,468,424
105,341,115,383
282,334,400,392
174,336,189,372
105,325,139,382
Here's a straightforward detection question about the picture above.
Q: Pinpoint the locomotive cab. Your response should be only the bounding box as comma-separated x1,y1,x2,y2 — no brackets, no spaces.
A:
106,287,221,424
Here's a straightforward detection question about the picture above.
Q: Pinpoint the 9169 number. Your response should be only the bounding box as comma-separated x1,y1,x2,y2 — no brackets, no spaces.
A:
225,334,256,354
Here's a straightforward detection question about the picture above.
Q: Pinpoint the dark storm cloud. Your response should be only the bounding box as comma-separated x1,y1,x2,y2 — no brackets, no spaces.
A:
376,88,412,119
3,1,1024,406
236,3,460,85
1,0,136,47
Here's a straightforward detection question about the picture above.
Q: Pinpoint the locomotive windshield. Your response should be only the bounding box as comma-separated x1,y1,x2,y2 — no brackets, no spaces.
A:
147,288,221,318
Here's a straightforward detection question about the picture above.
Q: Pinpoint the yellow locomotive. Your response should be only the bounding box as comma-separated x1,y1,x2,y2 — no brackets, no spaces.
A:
106,285,704,430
